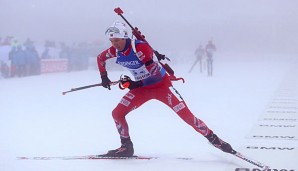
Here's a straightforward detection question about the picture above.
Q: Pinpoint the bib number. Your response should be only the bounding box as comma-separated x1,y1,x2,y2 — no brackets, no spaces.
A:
129,65,150,81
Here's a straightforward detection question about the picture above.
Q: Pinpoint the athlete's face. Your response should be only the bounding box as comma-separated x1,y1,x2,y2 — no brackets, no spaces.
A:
110,38,126,51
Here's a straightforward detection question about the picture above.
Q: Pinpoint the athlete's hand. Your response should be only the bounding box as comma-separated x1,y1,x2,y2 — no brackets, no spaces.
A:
119,75,143,90
101,75,111,90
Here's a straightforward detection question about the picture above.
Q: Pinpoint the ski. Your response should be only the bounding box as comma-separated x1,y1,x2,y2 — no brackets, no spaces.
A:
17,151,270,169
17,155,192,161
17,155,152,160
233,151,270,170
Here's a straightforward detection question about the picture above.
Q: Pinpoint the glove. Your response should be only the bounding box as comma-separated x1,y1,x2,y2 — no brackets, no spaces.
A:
101,75,111,90
119,75,143,90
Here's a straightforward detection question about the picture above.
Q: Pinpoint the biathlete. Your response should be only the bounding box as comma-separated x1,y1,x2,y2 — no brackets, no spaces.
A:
97,21,235,157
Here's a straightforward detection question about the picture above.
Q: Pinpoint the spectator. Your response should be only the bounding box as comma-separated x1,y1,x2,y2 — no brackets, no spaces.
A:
77,42,89,70
8,46,17,77
59,42,70,59
23,38,34,49
15,45,27,77
0,61,10,78
41,47,51,59
25,45,40,75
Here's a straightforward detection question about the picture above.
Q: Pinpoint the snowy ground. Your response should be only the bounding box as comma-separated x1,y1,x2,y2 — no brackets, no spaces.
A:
0,52,297,171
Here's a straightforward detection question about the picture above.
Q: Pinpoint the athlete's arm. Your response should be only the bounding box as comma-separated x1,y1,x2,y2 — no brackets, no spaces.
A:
97,46,117,76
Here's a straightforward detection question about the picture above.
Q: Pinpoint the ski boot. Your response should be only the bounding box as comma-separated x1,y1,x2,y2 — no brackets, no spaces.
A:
205,131,236,154
100,137,134,157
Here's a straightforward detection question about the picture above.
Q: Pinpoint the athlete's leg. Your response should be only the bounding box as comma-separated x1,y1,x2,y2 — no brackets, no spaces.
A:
155,86,211,136
102,88,153,157
112,88,152,138
155,85,236,154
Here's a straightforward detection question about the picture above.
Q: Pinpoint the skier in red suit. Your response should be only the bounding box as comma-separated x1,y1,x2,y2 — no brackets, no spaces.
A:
97,21,235,157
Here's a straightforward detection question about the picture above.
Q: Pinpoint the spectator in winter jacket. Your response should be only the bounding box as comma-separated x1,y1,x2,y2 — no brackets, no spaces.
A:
25,46,40,75
0,61,9,78
15,45,27,77
8,46,17,77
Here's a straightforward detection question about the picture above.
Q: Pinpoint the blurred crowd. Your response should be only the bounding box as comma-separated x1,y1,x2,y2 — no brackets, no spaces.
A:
0,36,102,79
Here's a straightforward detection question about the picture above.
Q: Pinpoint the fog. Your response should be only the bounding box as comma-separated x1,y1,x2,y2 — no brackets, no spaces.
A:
1,0,298,54
1,1,297,170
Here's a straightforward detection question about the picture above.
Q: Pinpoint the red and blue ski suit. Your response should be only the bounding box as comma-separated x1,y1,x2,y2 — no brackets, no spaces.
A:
97,39,211,138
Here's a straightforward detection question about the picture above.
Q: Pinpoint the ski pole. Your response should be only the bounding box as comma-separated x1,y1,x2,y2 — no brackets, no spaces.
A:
62,81,120,95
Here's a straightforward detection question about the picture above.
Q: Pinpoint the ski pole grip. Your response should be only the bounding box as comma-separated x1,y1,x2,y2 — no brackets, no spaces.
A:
114,7,123,15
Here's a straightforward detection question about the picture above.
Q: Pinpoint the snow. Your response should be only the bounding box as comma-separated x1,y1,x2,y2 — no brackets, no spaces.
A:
0,52,297,171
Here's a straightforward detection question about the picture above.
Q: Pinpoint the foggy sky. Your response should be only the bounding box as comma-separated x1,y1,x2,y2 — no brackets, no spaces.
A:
1,0,298,54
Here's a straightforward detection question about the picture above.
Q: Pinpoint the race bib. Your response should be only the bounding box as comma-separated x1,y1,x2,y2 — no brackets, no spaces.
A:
129,65,150,81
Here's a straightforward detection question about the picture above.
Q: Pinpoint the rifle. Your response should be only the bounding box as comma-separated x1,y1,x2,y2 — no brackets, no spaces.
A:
114,7,184,83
